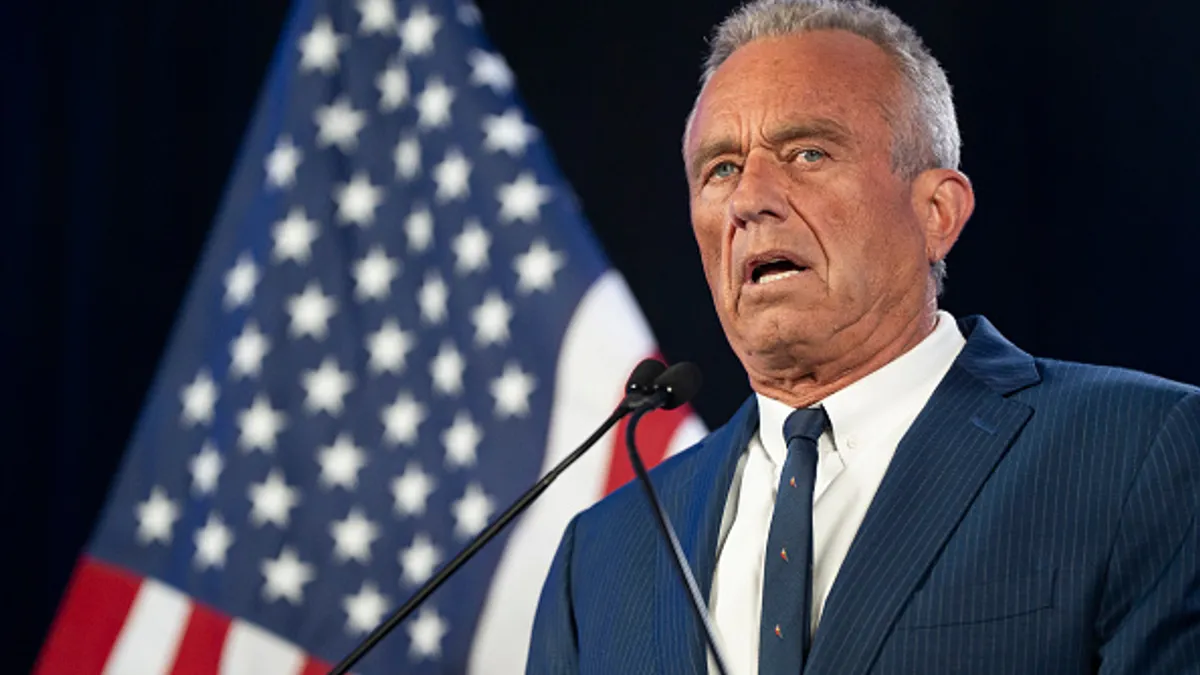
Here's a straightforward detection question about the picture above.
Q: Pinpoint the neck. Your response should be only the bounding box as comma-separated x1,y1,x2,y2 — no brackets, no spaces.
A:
746,303,939,409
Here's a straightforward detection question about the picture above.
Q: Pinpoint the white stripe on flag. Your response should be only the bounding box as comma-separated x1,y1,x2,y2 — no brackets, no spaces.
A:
219,619,305,675
103,578,189,675
467,271,658,674
668,414,709,457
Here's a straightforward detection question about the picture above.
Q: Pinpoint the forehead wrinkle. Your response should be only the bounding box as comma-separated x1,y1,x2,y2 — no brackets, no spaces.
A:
763,117,854,149
685,30,911,169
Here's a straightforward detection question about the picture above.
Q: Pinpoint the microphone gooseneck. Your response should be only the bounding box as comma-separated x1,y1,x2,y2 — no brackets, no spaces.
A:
623,362,730,675
328,358,668,675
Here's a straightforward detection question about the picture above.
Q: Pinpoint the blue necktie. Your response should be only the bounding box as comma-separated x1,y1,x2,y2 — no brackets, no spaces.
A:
759,407,828,674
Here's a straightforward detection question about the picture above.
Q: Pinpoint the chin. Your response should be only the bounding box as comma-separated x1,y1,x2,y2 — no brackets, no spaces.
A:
736,324,810,361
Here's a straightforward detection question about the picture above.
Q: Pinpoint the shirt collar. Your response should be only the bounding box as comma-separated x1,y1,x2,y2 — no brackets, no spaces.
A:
755,310,966,468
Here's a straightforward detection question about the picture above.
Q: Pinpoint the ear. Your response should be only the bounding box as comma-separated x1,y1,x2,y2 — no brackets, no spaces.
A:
912,168,975,265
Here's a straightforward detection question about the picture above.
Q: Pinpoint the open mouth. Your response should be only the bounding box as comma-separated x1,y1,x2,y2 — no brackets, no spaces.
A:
749,258,809,285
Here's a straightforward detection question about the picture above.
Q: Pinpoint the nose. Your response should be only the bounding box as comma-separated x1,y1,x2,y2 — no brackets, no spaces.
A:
728,152,788,228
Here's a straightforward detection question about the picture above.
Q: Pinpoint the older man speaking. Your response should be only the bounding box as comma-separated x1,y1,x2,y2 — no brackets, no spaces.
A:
527,1,1200,673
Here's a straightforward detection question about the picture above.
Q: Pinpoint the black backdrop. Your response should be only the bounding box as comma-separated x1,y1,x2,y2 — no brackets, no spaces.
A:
3,0,1199,667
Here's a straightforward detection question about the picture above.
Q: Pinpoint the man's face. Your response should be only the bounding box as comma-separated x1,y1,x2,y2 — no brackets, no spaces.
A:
685,30,936,376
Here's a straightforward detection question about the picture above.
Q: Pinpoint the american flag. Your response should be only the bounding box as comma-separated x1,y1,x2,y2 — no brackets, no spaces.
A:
36,0,706,672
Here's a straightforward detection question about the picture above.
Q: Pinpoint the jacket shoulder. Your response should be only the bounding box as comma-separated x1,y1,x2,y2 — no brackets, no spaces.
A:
1031,357,1199,405
574,426,725,535
570,398,755,548
1020,358,1200,446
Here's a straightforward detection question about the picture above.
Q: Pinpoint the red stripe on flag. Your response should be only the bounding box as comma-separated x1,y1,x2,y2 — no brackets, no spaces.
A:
605,403,692,495
34,556,142,675
169,601,231,675
300,656,332,675
603,355,694,495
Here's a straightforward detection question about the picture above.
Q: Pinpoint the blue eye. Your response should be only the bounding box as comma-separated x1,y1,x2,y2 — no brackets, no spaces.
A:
797,148,825,163
710,161,738,179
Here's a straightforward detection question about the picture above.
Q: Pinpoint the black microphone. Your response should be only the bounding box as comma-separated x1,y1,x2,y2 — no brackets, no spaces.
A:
650,361,703,410
328,359,667,674
624,357,669,408
624,362,730,675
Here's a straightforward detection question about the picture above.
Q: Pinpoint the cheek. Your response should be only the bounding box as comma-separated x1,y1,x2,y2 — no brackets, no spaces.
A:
841,200,926,292
813,201,891,297
691,210,726,290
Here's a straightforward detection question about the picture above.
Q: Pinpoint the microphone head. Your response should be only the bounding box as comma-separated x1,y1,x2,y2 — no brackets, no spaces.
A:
653,362,702,410
626,358,667,396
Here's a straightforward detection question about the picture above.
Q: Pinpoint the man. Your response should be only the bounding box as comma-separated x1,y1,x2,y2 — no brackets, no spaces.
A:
527,0,1200,673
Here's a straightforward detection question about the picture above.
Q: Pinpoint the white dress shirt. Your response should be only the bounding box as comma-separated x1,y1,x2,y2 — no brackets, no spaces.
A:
708,311,966,675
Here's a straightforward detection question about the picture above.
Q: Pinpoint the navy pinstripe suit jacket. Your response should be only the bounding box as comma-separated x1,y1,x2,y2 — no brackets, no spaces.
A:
527,316,1200,674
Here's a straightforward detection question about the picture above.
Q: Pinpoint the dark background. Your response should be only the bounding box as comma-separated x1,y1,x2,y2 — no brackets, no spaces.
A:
3,0,1198,668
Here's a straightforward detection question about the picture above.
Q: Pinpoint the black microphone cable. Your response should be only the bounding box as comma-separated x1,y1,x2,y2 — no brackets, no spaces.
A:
624,362,730,675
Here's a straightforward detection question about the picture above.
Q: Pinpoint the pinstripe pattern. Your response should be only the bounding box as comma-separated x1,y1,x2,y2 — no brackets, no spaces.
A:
527,316,1200,674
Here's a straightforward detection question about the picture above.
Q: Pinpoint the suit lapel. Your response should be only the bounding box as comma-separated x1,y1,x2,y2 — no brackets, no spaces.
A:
654,397,758,675
806,316,1040,675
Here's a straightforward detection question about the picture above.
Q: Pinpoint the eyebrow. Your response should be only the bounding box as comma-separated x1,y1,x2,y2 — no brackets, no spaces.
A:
687,117,855,181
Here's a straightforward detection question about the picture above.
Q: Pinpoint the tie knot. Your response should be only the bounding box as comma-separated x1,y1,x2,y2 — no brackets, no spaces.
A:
783,407,828,446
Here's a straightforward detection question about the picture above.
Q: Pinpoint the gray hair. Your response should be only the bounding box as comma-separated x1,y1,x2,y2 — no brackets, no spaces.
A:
690,0,959,293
